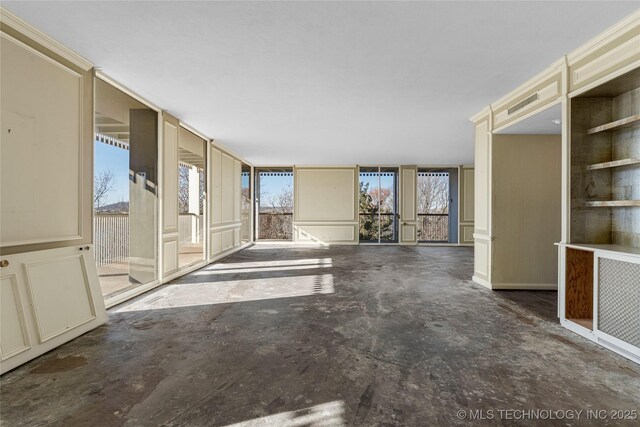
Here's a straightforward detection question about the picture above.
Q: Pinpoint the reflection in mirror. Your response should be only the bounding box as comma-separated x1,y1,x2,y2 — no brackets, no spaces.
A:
178,129,206,269
94,78,158,300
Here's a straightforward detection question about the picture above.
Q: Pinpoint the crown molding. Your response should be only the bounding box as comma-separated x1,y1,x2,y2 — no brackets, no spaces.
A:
469,106,491,123
567,9,640,64
490,57,565,110
0,7,92,71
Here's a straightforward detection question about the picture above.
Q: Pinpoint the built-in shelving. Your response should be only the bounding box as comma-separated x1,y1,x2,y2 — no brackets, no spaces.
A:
587,158,640,170
587,114,640,134
585,200,640,207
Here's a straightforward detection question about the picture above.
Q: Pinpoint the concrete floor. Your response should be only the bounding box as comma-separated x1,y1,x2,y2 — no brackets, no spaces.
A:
1,244,639,426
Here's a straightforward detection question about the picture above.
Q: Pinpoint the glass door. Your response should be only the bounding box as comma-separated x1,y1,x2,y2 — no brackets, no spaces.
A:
359,167,398,244
255,168,294,240
417,169,450,242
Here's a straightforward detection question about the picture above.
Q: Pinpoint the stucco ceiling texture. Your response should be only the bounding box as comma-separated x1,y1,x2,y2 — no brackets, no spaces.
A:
5,1,638,165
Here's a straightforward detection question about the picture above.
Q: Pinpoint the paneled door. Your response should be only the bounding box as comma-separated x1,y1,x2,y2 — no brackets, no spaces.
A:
1,246,107,374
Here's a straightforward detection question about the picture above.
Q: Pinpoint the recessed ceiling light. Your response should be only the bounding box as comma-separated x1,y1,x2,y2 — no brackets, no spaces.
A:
552,119,561,125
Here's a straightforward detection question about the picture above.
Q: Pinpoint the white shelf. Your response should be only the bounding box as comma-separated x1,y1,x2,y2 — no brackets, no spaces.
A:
587,114,640,134
585,200,640,207
587,158,640,170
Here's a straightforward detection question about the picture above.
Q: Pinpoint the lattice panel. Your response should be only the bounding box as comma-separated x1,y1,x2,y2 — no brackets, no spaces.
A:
598,258,640,347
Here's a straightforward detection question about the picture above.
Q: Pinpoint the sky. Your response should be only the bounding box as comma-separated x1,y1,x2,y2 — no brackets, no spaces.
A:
94,141,129,205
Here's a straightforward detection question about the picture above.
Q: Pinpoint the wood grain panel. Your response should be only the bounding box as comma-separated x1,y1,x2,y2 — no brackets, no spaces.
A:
565,248,594,321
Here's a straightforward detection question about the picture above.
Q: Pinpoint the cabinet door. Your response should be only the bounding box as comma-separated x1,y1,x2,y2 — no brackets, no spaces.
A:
0,246,107,374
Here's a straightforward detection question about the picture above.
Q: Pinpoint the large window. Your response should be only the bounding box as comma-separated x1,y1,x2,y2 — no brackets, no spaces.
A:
255,169,293,240
93,78,158,299
417,170,450,242
359,167,398,243
178,130,206,269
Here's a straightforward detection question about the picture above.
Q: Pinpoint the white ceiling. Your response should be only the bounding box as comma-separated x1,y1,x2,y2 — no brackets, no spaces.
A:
4,1,638,166
494,104,562,135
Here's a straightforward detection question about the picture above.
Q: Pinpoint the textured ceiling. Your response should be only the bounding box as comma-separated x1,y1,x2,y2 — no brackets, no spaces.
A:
4,1,638,165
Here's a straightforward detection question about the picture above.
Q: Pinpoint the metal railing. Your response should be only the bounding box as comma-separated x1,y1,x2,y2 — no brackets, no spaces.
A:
94,213,202,267
94,214,129,267
417,213,448,242
358,212,398,242
257,212,293,240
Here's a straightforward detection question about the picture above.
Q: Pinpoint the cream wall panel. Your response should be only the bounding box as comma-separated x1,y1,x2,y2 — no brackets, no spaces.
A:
234,160,241,222
295,168,356,222
461,168,475,223
233,228,240,246
0,275,30,360
162,239,178,275
474,120,490,234
401,224,416,243
400,168,417,222
163,120,178,232
0,33,82,247
24,254,95,343
491,135,561,287
211,231,222,256
568,16,640,93
295,224,356,243
461,225,474,244
474,240,490,279
210,147,222,225
221,153,235,223
222,229,234,251
399,166,417,244
0,246,106,374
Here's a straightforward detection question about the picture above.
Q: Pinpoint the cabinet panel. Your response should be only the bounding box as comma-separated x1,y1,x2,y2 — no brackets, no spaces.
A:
0,33,82,247
24,254,95,342
0,275,30,360
0,246,106,374
565,248,594,322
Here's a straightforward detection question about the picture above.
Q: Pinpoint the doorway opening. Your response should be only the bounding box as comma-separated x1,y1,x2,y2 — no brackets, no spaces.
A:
255,168,294,240
417,169,457,243
359,167,399,244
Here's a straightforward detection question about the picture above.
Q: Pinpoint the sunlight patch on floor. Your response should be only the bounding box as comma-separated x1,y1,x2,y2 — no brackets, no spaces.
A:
112,258,335,313
225,401,344,427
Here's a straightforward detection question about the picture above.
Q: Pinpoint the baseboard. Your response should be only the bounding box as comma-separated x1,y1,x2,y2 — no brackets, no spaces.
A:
472,275,491,289
491,283,558,290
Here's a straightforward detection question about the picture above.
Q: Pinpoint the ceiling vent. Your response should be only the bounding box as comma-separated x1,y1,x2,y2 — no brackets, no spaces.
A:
507,93,539,115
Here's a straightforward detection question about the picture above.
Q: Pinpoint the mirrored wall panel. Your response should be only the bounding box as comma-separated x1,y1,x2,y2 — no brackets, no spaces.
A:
94,78,158,299
178,129,206,269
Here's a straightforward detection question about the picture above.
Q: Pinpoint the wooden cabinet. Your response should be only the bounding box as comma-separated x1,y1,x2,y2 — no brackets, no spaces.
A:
558,244,640,363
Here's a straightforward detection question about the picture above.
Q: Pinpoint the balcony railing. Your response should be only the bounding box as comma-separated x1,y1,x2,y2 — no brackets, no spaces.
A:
417,213,448,242
94,213,203,267
359,212,398,242
258,212,293,240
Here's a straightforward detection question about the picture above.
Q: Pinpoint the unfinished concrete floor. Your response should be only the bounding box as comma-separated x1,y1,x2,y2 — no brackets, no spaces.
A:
1,244,639,426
